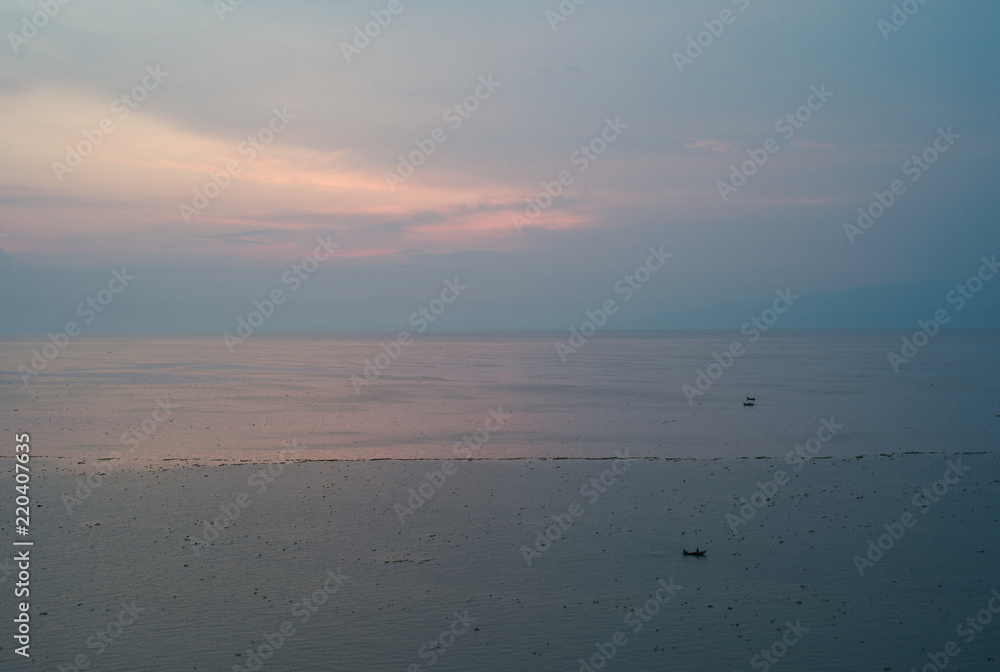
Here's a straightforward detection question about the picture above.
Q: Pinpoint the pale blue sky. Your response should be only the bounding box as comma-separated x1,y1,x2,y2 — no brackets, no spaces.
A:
1,0,998,332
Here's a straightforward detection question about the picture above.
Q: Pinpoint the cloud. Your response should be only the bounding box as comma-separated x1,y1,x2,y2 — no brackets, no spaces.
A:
683,138,736,153
200,229,280,245
1,0,998,331
792,139,841,149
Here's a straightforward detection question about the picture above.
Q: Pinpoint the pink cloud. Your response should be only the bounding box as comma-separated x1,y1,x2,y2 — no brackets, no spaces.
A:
683,138,736,153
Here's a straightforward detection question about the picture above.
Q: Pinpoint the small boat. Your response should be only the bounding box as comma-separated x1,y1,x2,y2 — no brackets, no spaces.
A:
746,397,756,401
682,548,707,556
743,402,754,407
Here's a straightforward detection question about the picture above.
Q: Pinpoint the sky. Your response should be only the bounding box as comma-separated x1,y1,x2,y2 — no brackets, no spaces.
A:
1,0,999,333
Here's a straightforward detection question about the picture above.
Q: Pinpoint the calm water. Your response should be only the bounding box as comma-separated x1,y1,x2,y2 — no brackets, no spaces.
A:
0,332,998,671
10,456,1000,672
1,331,997,463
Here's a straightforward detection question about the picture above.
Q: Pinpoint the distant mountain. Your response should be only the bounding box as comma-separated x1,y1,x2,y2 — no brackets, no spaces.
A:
650,280,1000,330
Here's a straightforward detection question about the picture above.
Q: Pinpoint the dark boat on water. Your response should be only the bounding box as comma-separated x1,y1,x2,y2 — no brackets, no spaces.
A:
683,548,707,556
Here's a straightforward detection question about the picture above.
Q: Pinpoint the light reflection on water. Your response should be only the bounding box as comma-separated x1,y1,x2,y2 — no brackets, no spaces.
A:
2,332,998,671
1,331,997,463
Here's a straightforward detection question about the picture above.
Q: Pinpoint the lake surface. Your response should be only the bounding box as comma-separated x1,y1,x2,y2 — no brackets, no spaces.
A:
0,332,998,671
1,331,997,464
